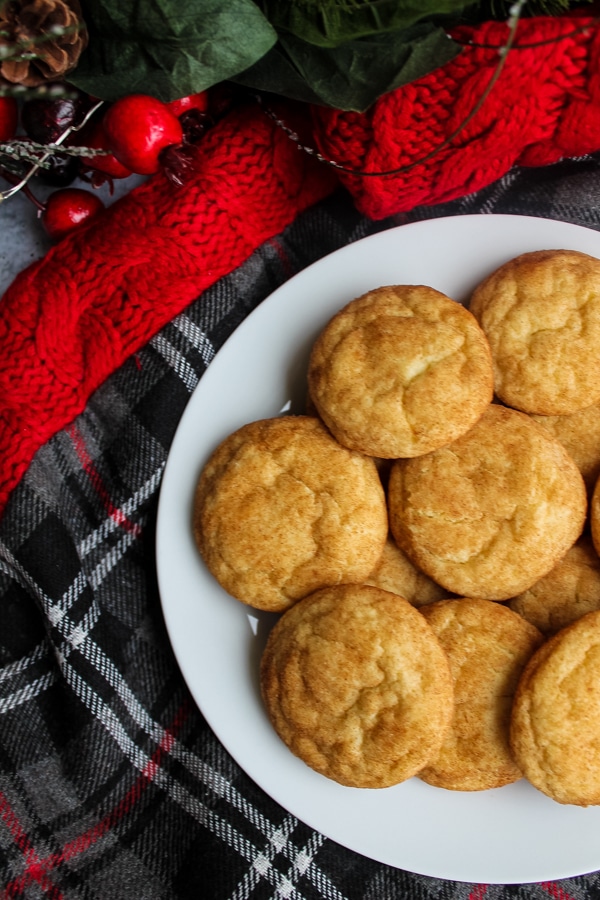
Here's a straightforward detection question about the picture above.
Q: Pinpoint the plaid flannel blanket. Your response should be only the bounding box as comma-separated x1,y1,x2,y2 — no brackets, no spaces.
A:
3,155,600,898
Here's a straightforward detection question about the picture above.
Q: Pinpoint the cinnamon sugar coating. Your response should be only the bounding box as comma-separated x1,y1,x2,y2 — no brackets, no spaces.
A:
509,536,600,635
308,285,493,458
419,598,542,791
511,609,600,806
388,404,587,600
260,584,454,788
193,415,388,612
470,249,600,415
365,535,447,608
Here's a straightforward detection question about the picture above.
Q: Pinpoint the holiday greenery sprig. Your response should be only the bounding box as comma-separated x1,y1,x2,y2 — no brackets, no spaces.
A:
72,0,596,112
0,0,596,111
0,0,597,235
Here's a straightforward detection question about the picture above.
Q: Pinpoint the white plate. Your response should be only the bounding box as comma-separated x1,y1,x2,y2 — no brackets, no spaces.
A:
156,214,600,885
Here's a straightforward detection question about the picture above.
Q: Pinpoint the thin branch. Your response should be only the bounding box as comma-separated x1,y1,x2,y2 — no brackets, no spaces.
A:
0,99,105,202
453,15,599,49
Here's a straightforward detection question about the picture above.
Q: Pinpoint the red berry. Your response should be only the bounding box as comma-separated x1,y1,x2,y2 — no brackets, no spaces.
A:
79,118,132,179
21,90,89,144
41,188,105,241
102,94,183,176
167,92,208,117
0,97,18,141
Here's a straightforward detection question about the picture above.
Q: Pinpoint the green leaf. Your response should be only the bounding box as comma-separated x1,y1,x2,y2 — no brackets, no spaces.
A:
69,0,277,102
259,0,479,48
234,23,462,112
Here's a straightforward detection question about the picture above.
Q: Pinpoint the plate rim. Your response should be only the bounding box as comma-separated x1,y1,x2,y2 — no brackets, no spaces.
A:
156,213,600,885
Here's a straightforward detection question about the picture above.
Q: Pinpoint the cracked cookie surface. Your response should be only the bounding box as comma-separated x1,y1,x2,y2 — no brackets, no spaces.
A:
307,285,493,458
469,249,600,415
260,583,454,787
387,404,587,600
193,416,388,612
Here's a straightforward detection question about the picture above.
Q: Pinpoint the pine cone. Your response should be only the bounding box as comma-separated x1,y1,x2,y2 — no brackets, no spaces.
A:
0,0,88,87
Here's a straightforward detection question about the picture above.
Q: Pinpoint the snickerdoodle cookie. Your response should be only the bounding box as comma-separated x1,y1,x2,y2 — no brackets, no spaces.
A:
469,249,600,415
531,401,600,494
589,476,600,559
193,415,388,613
388,404,587,600
510,609,600,806
260,584,454,788
419,598,542,791
365,536,448,608
509,536,600,635
307,285,493,458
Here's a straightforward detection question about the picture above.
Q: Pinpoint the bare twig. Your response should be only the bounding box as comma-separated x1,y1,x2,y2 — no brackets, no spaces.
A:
0,99,105,202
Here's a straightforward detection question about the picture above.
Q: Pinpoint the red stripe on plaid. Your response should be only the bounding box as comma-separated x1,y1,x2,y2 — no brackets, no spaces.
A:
469,886,488,900
67,423,142,537
541,882,576,900
0,792,64,899
2,699,192,895
267,236,295,279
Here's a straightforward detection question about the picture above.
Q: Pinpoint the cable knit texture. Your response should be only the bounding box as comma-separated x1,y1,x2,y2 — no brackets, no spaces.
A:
0,105,336,515
1,13,600,517
312,14,600,218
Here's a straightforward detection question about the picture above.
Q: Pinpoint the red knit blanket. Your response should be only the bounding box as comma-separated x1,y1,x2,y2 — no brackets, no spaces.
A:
312,13,600,218
0,106,337,513
1,12,599,518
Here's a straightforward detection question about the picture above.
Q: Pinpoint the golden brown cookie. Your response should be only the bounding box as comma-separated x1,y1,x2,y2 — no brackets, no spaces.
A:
260,584,454,788
365,536,448,608
509,536,600,635
194,415,388,613
510,609,600,806
590,475,600,558
418,598,542,791
469,249,600,415
388,404,587,600
307,285,493,458
531,402,600,494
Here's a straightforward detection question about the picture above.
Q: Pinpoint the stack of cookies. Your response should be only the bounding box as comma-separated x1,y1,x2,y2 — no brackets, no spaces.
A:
193,248,600,807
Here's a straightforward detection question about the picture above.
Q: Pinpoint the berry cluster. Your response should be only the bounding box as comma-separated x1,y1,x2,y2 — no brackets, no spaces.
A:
0,88,215,241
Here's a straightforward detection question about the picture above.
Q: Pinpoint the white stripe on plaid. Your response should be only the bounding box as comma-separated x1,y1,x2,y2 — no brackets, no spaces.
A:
0,671,58,715
0,639,49,683
170,742,348,899
281,832,341,900
87,529,142,591
0,632,57,714
78,468,164,557
150,332,201,393
230,822,349,900
230,815,302,900
58,568,90,620
172,313,216,367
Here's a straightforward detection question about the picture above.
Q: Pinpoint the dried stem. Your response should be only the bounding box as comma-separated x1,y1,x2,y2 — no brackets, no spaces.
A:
0,98,104,202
